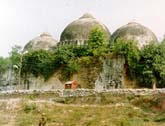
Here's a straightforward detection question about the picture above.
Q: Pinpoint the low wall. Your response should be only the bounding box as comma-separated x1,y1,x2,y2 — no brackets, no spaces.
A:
0,89,165,98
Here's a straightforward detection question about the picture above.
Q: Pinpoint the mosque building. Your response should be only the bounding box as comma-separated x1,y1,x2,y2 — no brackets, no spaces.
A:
21,13,158,90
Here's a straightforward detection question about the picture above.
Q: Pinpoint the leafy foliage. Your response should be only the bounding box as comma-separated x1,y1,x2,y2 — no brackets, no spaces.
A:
137,43,158,87
87,27,108,56
22,50,55,80
112,39,140,79
112,39,165,88
53,46,80,79
9,45,22,69
137,42,165,87
21,46,80,81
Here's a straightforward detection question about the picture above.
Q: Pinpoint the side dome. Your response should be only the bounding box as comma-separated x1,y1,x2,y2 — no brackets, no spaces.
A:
23,32,58,52
111,22,158,49
60,13,111,45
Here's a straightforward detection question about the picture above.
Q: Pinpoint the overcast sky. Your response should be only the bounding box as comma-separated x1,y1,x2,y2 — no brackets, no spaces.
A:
0,0,165,57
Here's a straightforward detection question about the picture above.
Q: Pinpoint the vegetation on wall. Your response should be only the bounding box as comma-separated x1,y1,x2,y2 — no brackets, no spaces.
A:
111,38,140,79
87,27,109,56
137,41,165,88
22,50,55,80
53,46,79,80
0,27,164,88
20,26,108,81
112,38,165,88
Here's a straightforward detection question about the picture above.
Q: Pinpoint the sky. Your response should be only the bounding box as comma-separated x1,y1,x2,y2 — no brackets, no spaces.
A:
0,0,165,57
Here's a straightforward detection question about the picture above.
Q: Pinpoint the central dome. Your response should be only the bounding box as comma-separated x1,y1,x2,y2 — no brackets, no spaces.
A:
111,22,158,49
60,13,111,45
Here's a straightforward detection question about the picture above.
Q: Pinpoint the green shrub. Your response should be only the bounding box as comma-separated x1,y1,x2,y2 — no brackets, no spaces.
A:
23,103,37,113
154,115,165,122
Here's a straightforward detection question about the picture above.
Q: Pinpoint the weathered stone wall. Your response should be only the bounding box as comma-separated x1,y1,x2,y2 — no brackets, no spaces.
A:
95,55,125,90
0,67,17,90
20,73,64,90
71,58,102,89
0,89,165,98
0,72,64,91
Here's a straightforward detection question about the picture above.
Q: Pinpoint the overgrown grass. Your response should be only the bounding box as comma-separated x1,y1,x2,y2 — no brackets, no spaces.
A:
15,98,165,126
16,103,147,126
0,93,165,126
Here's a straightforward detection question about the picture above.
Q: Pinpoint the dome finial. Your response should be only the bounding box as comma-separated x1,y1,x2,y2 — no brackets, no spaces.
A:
127,17,138,25
40,32,52,37
79,13,95,19
127,21,139,25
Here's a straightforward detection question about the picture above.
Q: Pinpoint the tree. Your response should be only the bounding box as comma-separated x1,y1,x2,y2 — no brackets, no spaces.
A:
153,41,165,87
87,27,108,56
137,42,165,88
9,45,22,72
112,39,165,88
8,45,23,85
